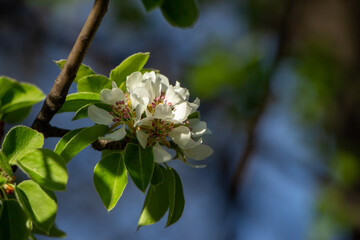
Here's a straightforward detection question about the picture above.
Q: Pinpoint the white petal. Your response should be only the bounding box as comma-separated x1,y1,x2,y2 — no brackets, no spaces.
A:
188,97,200,114
136,130,149,148
165,85,182,106
143,71,156,82
173,102,190,122
169,126,191,148
135,116,154,127
174,81,189,101
100,88,125,105
153,142,172,163
157,74,169,93
154,104,173,119
189,119,208,138
181,138,203,150
88,105,113,125
126,72,143,92
183,144,213,160
132,87,150,108
112,81,118,89
135,104,146,123
99,125,126,141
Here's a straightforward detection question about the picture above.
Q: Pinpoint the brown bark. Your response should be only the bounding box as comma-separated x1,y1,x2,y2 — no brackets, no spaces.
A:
31,0,110,136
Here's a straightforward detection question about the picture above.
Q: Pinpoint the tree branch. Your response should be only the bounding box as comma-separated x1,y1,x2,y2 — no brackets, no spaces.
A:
229,0,295,197
91,137,130,151
31,0,110,134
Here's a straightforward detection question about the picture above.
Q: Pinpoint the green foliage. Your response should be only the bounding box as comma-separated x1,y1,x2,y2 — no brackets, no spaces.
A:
2,126,44,164
161,0,199,28
0,152,13,177
142,0,164,11
0,76,45,123
166,168,184,227
17,149,68,191
54,125,109,163
0,200,29,240
72,103,111,121
138,165,169,228
77,75,112,93
124,143,154,193
32,224,66,238
138,166,185,228
110,52,150,89
57,92,100,113
151,163,163,186
93,153,127,212
55,60,95,84
141,0,198,28
15,180,57,233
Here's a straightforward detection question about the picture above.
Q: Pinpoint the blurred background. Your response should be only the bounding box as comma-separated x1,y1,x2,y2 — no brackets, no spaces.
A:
1,0,360,239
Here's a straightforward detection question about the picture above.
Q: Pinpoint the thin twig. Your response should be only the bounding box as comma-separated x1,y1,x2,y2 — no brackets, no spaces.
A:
31,0,110,135
229,0,295,197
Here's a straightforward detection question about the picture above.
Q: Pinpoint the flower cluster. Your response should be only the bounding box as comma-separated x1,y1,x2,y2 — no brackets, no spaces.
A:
88,71,213,164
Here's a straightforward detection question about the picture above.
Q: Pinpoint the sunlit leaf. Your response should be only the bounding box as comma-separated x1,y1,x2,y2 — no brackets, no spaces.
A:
93,153,127,211
0,151,13,177
124,143,154,192
1,82,45,114
17,149,68,191
0,200,29,240
55,60,95,84
54,125,109,163
32,223,66,238
15,180,57,233
57,92,100,113
2,126,44,164
77,75,112,93
110,52,150,87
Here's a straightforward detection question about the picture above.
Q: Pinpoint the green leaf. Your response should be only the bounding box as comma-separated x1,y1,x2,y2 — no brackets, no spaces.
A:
57,92,100,113
151,163,163,186
124,143,154,192
93,153,127,211
15,180,57,233
0,76,16,100
161,0,199,28
138,165,169,228
1,107,32,124
77,75,112,93
72,102,112,121
110,52,150,87
166,168,185,227
0,151,13,177
1,82,45,115
0,200,29,240
54,128,84,154
0,176,6,188
141,0,164,11
2,126,44,164
55,60,95,84
55,125,109,163
17,149,68,191
32,223,66,238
